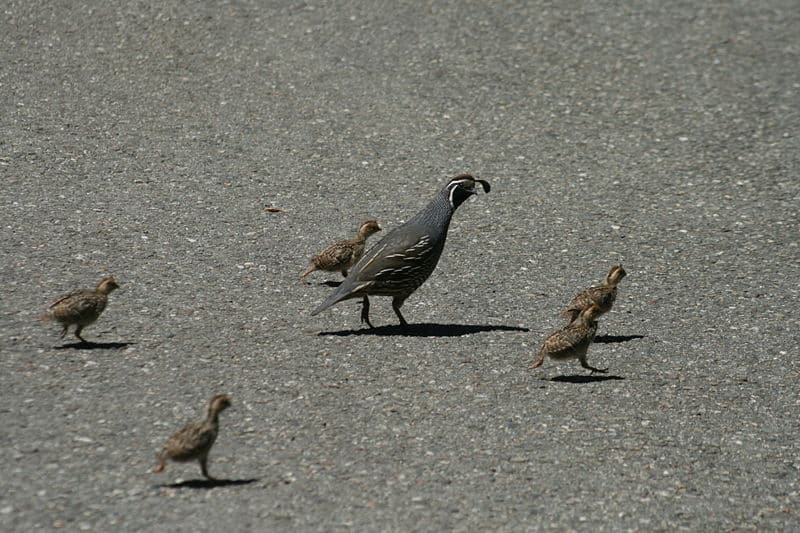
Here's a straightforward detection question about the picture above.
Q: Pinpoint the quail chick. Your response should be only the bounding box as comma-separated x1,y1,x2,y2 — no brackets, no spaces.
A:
42,276,119,343
311,174,490,327
561,265,626,323
300,220,382,282
532,305,607,373
153,394,232,480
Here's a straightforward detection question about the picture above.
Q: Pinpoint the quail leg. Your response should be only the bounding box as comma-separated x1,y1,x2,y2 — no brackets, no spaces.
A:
360,295,373,328
391,296,409,327
530,352,545,369
59,325,68,339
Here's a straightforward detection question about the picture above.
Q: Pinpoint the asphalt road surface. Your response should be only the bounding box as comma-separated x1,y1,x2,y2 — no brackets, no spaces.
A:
2,1,798,531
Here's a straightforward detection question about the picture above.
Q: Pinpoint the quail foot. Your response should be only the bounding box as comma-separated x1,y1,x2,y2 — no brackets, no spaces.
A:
532,305,607,373
300,220,382,282
153,394,232,480
41,276,119,343
311,174,490,328
561,265,626,323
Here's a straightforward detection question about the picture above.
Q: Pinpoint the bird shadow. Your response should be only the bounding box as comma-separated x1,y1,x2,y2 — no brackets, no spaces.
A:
319,323,529,338
54,341,135,350
159,478,259,490
594,334,644,344
549,374,625,384
320,280,343,288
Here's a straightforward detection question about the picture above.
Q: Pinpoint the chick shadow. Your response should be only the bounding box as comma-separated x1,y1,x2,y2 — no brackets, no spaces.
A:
159,477,259,490
300,279,343,288
549,374,625,384
319,323,529,338
54,341,135,350
594,334,644,344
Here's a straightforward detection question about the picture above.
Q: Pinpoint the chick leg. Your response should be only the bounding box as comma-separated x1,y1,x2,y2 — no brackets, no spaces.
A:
200,455,215,480
74,325,88,343
579,354,607,374
299,265,315,283
152,453,166,473
530,351,545,369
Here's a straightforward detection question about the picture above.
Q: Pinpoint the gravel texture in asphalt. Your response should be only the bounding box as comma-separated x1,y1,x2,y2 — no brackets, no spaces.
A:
2,1,799,531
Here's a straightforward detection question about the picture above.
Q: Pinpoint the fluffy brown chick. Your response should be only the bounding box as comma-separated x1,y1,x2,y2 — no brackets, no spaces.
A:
300,220,382,282
561,265,626,323
532,305,607,373
153,394,232,480
42,276,119,343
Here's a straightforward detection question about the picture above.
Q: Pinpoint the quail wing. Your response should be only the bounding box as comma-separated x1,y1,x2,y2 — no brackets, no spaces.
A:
350,223,439,283
327,241,357,265
163,421,216,461
542,322,597,357
49,289,86,309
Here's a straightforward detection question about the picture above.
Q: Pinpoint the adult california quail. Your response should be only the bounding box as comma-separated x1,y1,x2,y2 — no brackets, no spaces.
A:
532,305,607,373
311,174,490,327
153,394,232,480
300,220,382,282
561,265,626,323
41,276,119,343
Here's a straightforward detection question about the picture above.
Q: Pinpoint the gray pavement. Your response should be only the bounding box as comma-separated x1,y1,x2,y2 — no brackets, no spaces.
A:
2,1,799,531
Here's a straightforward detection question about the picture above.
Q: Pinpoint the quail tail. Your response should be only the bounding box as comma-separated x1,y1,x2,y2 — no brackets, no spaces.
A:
311,283,350,316
311,273,371,316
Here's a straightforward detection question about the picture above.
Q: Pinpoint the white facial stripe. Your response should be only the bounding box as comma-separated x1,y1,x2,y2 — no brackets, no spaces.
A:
448,181,474,207
447,179,473,189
